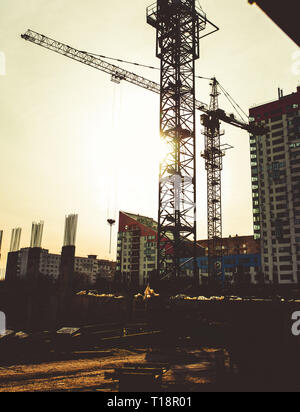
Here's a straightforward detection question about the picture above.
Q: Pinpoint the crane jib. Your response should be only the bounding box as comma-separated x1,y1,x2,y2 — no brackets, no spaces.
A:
21,29,266,136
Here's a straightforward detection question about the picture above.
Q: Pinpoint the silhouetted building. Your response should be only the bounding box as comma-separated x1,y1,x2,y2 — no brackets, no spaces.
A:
75,255,116,284
5,247,115,286
182,254,262,285
198,235,260,256
249,86,300,286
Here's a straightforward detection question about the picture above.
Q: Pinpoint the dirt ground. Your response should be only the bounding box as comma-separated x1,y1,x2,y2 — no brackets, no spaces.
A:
0,347,228,392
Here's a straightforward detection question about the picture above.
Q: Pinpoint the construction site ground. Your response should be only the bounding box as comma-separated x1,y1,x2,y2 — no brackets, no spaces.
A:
0,345,233,392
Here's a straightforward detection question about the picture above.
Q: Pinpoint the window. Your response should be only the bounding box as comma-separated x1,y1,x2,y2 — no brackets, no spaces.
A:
280,265,293,271
276,204,287,210
273,138,284,146
279,256,291,262
272,130,283,138
290,142,300,149
271,123,283,130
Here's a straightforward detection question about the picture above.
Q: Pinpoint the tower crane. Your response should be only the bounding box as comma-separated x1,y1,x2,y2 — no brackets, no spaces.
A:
201,78,225,285
21,18,266,285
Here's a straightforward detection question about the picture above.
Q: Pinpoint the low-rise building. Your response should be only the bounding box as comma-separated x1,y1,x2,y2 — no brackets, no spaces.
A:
182,254,262,285
5,248,116,286
182,235,261,285
198,235,260,256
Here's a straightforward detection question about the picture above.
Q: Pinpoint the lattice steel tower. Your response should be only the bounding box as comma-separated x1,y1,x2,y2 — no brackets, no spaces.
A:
201,78,224,282
147,0,207,280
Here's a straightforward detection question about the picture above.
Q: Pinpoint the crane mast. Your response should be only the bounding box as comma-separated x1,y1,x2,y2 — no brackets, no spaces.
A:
201,78,224,285
147,0,208,281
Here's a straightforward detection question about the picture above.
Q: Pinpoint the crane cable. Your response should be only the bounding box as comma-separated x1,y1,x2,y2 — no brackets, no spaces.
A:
106,82,123,255
81,50,249,125
217,82,249,123
81,50,160,71
196,75,249,124
107,84,118,217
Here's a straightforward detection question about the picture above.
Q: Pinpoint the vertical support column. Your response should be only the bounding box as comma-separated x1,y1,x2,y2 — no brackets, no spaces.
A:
5,228,22,282
59,214,78,290
58,214,78,322
30,221,44,249
27,221,44,282
5,251,19,283
9,228,22,253
148,0,207,281
60,245,76,289
27,248,42,282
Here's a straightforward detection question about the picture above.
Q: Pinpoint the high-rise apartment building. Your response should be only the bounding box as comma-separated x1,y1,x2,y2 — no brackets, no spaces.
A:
249,86,300,286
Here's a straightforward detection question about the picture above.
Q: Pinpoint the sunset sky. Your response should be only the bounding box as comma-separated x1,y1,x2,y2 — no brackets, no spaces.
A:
0,0,299,275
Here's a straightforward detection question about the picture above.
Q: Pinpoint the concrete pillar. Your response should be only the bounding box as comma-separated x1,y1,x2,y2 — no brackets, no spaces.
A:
27,247,42,282
5,251,19,282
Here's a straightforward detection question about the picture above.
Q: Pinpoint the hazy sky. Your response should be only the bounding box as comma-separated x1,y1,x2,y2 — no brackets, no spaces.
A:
0,0,299,273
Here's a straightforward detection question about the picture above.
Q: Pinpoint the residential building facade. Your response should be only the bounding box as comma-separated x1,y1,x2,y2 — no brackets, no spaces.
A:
198,235,260,257
182,254,262,285
249,86,300,286
116,212,158,288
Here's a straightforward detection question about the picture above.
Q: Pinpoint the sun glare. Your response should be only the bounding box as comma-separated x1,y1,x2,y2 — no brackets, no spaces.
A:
156,134,172,164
